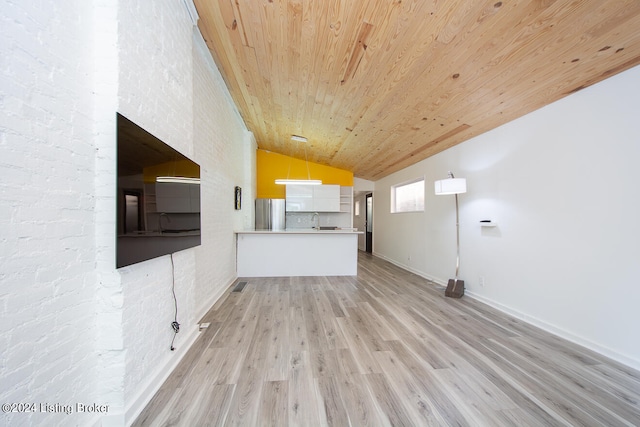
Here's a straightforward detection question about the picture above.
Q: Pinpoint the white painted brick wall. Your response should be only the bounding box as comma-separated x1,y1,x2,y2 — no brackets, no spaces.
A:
115,0,199,415
193,29,256,318
0,0,255,426
1,0,100,426
1,0,255,424
115,0,256,422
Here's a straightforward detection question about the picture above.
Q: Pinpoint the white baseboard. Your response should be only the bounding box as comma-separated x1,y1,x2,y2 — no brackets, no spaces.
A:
465,290,640,371
372,252,446,286
123,324,201,425
371,252,640,372
108,276,237,426
196,275,238,322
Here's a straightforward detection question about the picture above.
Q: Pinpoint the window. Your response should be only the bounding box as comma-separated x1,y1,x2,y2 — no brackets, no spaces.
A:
391,178,424,213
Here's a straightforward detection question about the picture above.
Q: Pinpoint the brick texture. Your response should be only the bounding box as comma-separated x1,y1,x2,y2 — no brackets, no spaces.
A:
1,0,99,426
0,0,255,425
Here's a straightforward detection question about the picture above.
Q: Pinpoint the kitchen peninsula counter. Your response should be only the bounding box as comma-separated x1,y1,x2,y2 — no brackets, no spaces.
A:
235,229,363,277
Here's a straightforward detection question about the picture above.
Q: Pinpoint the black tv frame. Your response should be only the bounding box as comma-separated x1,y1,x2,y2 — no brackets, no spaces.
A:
116,113,201,268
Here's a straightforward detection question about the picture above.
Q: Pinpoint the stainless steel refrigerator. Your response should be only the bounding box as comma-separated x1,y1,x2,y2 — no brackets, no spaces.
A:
255,198,286,230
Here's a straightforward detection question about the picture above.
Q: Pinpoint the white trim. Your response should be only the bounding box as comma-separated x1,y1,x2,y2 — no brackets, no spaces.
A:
465,290,640,371
117,276,235,425
372,251,446,286
182,0,199,25
124,324,200,425
390,176,425,213
371,252,640,371
196,276,237,322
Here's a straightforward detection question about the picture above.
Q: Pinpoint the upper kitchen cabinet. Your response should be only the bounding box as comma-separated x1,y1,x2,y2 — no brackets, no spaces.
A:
285,184,314,211
312,184,340,212
286,184,340,212
156,182,201,213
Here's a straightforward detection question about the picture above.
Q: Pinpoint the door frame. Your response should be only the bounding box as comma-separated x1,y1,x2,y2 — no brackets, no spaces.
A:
365,193,373,253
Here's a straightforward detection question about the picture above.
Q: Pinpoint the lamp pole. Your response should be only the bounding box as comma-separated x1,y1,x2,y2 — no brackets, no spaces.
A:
434,171,466,298
454,191,460,281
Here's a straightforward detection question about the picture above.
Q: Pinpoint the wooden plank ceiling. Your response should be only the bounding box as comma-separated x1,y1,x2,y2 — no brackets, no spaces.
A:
195,0,640,181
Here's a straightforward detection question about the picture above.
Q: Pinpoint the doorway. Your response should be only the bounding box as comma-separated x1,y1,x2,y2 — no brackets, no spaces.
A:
365,193,373,253
123,190,143,233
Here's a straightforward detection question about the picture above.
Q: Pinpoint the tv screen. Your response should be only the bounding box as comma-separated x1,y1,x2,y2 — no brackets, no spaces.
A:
116,113,201,268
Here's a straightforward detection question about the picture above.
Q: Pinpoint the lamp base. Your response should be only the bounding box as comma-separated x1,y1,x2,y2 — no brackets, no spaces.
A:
445,279,465,298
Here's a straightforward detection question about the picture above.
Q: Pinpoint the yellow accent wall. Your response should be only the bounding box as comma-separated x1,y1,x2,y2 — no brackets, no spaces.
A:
257,149,353,198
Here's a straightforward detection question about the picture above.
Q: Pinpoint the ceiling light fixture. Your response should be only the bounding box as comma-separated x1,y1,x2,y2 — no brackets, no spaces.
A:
290,135,308,143
275,135,322,185
434,171,467,298
274,178,322,185
156,176,201,184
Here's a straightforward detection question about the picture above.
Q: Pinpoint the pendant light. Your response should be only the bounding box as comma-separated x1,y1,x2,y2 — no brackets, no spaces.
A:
275,135,322,185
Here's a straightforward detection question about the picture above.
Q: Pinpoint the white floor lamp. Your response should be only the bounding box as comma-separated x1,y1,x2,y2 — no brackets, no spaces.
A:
434,171,467,298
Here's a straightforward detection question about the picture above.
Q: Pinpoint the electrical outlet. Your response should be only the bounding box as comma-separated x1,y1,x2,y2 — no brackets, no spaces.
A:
479,276,485,287
199,322,210,330
407,255,412,261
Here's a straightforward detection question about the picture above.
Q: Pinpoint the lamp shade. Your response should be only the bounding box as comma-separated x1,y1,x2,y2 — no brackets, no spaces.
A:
434,178,466,195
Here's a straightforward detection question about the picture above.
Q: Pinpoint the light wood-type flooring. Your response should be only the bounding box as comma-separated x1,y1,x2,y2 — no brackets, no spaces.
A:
133,252,640,426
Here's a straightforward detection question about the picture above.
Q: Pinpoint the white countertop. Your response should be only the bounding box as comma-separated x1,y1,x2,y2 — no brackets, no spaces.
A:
236,229,363,235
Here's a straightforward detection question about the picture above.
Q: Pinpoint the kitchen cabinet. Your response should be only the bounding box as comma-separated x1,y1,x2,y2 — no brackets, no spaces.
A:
236,230,362,276
286,184,340,212
312,184,340,211
156,182,201,213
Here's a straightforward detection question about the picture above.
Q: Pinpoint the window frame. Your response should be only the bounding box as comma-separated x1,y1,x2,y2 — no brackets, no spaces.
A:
390,177,425,213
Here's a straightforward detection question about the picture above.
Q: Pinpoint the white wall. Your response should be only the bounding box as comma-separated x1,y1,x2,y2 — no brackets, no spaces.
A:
115,1,255,424
192,28,256,319
116,0,197,421
374,64,640,370
0,0,254,426
1,1,100,426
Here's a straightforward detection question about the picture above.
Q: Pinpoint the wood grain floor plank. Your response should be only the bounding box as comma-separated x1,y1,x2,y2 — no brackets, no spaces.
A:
500,335,640,422
323,289,346,317
300,287,329,353
289,306,309,353
260,380,288,427
384,340,473,426
265,294,290,382
373,350,443,426
364,372,419,426
311,288,348,350
315,375,350,426
288,350,322,426
369,295,453,369
335,314,384,375
134,253,640,426
185,382,235,426
357,301,399,342
335,372,388,426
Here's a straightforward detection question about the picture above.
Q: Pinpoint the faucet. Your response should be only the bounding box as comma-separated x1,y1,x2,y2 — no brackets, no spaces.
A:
312,212,320,230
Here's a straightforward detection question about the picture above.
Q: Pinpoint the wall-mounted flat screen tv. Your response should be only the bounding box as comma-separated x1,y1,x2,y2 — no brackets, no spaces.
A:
116,113,201,268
